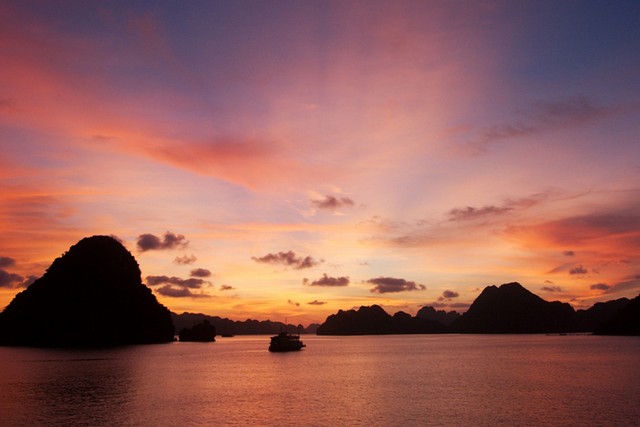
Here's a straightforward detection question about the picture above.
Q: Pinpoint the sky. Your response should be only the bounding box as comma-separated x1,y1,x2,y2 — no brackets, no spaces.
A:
1,0,639,325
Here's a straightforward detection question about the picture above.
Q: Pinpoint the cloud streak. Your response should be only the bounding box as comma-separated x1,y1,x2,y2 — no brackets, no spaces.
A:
311,195,355,210
471,96,629,151
252,251,321,270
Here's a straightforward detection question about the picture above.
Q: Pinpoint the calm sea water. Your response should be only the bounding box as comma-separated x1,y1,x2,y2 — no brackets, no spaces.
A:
1,334,639,426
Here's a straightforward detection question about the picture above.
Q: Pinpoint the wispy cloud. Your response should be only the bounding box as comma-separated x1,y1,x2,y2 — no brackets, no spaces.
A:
569,265,588,275
174,255,197,265
471,96,629,152
146,275,208,289
252,251,321,270
447,196,542,222
0,257,16,268
311,195,355,210
590,276,640,295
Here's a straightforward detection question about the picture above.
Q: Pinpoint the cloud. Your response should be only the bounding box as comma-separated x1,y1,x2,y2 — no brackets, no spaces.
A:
447,205,512,221
590,283,611,291
311,195,355,210
542,286,563,292
109,235,125,244
563,251,575,257
219,284,235,291
367,277,426,294
287,299,300,307
307,300,327,305
146,275,207,289
0,257,16,268
137,231,187,252
174,254,197,265
509,211,640,247
147,274,212,298
0,268,24,288
591,276,640,295
154,285,210,298
569,265,588,275
252,251,321,269
190,268,212,278
472,96,625,151
447,196,541,222
303,274,350,287
450,302,471,309
438,290,459,301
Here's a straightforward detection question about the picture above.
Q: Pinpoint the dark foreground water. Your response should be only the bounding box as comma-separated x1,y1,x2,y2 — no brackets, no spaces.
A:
1,334,639,426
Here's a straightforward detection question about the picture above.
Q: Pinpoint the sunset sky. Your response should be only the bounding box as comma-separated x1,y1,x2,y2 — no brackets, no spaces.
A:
1,1,639,325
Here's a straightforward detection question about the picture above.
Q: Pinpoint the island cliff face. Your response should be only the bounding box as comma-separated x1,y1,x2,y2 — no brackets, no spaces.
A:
0,236,175,347
452,282,577,333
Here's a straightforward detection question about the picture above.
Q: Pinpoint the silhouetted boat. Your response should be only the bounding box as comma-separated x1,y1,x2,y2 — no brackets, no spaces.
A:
268,332,306,352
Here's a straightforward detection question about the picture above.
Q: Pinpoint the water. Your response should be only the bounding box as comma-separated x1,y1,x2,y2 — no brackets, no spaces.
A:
1,335,639,426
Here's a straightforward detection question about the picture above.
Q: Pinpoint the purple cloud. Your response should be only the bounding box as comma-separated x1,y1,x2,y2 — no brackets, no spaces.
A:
137,231,188,252
174,254,197,265
252,251,321,269
190,268,212,278
311,195,355,210
367,277,426,294
303,274,350,287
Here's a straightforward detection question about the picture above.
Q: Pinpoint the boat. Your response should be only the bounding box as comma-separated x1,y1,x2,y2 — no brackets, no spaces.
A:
268,332,306,352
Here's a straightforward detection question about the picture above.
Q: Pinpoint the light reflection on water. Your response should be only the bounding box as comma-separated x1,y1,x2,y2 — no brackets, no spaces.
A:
1,335,639,426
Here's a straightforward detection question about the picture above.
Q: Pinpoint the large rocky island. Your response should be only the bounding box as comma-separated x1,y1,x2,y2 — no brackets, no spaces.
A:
0,236,175,347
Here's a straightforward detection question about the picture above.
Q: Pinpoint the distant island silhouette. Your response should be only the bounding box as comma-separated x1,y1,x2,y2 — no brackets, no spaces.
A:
171,312,318,336
316,305,446,335
0,236,174,347
178,319,216,342
317,282,640,335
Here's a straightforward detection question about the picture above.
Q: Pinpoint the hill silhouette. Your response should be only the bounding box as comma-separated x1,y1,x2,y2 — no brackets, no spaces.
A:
315,283,638,335
316,305,446,335
0,236,174,346
179,319,216,342
594,295,640,335
416,306,460,326
452,282,577,333
172,312,315,335
575,297,630,332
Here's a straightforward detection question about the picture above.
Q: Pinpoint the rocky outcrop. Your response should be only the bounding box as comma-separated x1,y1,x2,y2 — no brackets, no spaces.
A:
0,236,174,346
451,282,577,333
